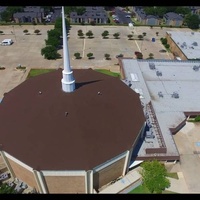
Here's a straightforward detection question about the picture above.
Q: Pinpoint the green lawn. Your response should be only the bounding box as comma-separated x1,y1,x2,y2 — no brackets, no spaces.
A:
129,185,150,194
27,69,56,79
129,184,178,194
95,69,121,78
167,172,179,180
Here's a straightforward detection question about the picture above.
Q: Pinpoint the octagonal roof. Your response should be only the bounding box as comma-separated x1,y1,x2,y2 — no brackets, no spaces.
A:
0,68,145,171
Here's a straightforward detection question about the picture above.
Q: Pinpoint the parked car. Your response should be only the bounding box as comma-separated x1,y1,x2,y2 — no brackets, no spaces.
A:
125,15,131,18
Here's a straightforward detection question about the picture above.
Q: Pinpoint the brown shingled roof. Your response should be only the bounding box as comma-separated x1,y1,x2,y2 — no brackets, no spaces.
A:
0,68,145,171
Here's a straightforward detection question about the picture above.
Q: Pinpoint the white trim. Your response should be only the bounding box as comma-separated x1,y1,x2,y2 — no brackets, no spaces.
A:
93,151,128,172
86,170,93,194
42,170,86,176
122,151,130,176
36,171,48,193
129,160,143,169
4,151,33,171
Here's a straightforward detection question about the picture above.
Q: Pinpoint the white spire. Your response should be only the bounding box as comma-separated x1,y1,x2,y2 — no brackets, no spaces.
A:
61,6,75,93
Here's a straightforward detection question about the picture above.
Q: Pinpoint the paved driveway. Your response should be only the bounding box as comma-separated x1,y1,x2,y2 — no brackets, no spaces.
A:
173,122,200,193
0,24,192,99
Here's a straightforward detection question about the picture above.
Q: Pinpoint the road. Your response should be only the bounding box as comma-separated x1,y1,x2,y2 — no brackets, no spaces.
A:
114,7,132,24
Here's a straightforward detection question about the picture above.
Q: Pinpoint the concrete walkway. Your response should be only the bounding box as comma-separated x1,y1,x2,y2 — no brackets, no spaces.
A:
167,172,189,193
99,170,141,194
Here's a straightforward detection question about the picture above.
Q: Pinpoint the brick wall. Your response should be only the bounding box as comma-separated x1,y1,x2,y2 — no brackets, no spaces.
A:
44,175,86,193
93,157,125,191
7,158,39,191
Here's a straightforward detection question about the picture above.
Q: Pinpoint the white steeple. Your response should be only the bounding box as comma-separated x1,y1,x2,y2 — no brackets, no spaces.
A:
61,6,75,93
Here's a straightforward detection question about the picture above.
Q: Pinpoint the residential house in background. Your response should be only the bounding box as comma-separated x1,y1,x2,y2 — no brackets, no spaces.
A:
190,6,200,15
163,12,183,26
134,7,159,25
13,6,44,23
0,6,7,21
70,7,108,24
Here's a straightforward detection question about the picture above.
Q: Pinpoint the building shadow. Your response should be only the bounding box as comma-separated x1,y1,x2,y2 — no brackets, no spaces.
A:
75,80,101,89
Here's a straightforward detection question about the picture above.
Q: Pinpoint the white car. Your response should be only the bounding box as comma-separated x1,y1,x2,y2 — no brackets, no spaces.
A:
125,15,131,18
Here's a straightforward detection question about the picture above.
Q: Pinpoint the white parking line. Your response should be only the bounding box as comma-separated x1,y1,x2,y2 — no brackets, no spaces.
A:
82,38,85,58
134,40,141,52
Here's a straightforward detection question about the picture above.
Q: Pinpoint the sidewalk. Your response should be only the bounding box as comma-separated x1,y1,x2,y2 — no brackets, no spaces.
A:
99,170,141,194
167,172,189,193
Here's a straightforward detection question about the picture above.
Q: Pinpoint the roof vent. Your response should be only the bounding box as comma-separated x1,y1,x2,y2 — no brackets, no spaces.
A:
149,62,155,70
193,65,200,71
38,91,42,95
192,42,198,46
97,91,102,95
158,91,164,97
171,92,179,98
65,112,68,116
156,71,162,76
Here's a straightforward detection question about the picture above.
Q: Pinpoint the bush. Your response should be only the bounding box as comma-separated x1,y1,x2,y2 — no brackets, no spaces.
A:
195,116,200,122
165,44,170,49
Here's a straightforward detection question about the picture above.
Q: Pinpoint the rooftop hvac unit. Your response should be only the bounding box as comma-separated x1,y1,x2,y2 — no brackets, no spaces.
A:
180,45,184,48
171,92,179,98
149,63,155,70
192,42,198,46
183,42,186,46
193,65,199,71
158,91,163,98
191,32,194,35
156,71,162,76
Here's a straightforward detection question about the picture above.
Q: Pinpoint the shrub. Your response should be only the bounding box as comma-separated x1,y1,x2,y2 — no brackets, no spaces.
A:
195,116,200,122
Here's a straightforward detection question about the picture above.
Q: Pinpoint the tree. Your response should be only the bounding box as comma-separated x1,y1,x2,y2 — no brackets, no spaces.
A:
86,30,93,38
0,30,4,34
138,35,143,40
76,7,86,15
77,30,84,38
23,29,29,34
41,46,61,60
87,53,93,59
136,53,143,59
113,32,120,39
54,17,70,35
175,7,191,15
142,32,146,37
47,29,61,39
74,52,81,59
0,183,16,194
78,32,84,38
149,53,154,59
102,30,109,39
156,32,159,36
140,160,170,194
104,53,111,60
34,29,40,35
0,11,12,22
127,34,133,40
165,44,170,49
184,14,200,29
45,37,60,48
161,38,167,45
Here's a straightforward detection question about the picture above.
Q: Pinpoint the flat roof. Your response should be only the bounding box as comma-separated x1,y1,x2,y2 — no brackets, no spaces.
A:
167,31,200,60
122,59,200,158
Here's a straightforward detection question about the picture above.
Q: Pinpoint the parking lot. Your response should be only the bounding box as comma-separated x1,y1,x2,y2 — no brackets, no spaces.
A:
0,24,192,98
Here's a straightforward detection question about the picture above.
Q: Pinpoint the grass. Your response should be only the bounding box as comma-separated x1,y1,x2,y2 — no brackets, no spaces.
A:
129,184,177,194
27,69,56,79
95,69,121,78
167,172,179,180
129,185,150,194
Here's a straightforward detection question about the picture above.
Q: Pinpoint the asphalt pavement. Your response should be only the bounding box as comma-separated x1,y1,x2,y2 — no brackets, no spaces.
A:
114,7,132,24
